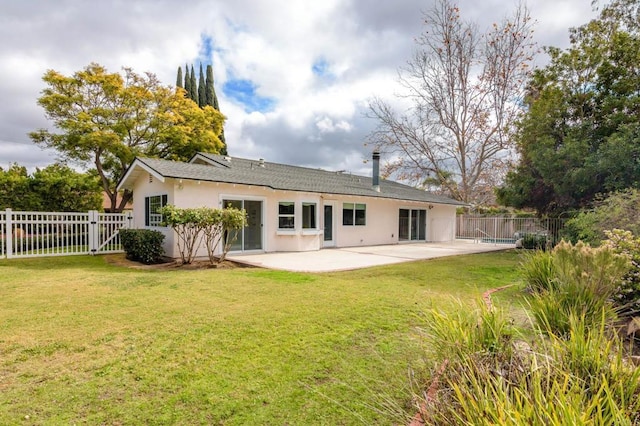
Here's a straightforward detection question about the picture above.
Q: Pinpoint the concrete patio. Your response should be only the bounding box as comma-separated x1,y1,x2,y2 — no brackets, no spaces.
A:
227,240,514,272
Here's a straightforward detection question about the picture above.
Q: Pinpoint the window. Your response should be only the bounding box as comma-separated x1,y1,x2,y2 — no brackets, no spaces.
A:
343,202,366,226
278,202,295,229
145,194,167,227
302,202,316,229
355,203,366,225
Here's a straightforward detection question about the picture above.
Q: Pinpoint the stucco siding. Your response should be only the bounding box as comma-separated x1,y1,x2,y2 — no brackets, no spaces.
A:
428,205,457,241
130,173,458,258
130,173,176,257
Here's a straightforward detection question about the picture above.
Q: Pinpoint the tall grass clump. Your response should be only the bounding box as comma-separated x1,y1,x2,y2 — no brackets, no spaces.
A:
520,249,556,293
522,240,630,336
414,304,640,424
416,299,515,362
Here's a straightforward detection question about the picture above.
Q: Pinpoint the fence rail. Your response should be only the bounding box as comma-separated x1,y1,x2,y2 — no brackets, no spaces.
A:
456,215,565,246
0,209,133,259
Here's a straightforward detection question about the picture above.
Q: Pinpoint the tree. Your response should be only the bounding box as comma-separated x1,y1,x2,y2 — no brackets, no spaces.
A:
176,66,183,89
368,0,535,204
30,63,225,212
497,0,640,214
0,163,102,211
562,189,640,245
205,64,227,155
198,63,206,108
0,164,38,210
178,63,228,155
205,65,215,107
184,62,191,97
189,65,198,104
30,163,102,212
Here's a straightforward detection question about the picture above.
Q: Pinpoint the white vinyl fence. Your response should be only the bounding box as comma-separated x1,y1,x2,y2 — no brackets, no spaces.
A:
456,215,565,245
0,209,133,259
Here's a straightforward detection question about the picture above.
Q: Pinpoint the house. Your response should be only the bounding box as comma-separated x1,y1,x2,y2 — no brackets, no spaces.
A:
117,151,466,258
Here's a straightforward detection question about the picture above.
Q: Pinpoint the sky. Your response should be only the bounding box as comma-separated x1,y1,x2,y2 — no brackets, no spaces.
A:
0,0,598,178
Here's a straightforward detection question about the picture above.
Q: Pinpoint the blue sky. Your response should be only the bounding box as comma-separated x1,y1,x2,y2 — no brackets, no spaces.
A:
222,78,275,113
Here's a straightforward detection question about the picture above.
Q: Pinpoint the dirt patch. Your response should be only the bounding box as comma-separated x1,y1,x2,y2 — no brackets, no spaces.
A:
101,254,253,270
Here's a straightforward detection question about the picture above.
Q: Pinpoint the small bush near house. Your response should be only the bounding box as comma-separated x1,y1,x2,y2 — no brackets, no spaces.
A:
160,204,246,265
119,229,165,264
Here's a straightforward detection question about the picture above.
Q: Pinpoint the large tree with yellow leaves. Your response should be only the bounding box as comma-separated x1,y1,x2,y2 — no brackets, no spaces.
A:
30,63,225,212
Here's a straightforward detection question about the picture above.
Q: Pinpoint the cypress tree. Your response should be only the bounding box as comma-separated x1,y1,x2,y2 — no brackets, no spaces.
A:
184,63,191,98
177,63,228,154
198,63,206,107
176,66,183,88
205,65,214,106
205,65,226,154
189,66,197,103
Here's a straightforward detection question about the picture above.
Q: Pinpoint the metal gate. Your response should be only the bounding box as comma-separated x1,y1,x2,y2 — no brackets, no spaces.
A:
0,209,133,259
456,215,565,245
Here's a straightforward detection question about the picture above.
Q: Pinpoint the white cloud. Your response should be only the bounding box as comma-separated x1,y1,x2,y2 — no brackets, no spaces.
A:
0,0,599,177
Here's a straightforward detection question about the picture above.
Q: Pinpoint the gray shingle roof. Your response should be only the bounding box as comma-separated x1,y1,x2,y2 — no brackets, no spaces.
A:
128,153,466,206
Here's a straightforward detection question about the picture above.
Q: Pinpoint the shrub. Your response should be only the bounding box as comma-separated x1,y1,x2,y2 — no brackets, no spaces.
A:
603,229,640,316
527,240,630,336
417,307,640,425
561,212,600,245
521,232,550,250
562,189,640,245
119,229,165,264
160,205,247,265
201,207,247,264
160,205,206,264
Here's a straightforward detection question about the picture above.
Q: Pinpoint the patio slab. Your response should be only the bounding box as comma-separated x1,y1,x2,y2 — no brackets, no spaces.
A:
227,240,514,272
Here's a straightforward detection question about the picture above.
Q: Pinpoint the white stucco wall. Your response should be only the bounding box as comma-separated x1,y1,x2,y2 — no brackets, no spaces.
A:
428,204,458,242
130,173,177,257
130,172,459,257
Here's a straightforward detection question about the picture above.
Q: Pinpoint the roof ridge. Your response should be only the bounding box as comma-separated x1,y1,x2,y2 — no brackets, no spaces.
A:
124,155,466,206
194,152,366,177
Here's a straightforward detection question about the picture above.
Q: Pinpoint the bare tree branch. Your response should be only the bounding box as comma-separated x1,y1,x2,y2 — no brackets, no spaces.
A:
367,0,536,204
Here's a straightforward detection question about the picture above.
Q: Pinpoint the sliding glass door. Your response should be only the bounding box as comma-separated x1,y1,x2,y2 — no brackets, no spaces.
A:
223,199,263,251
399,209,426,241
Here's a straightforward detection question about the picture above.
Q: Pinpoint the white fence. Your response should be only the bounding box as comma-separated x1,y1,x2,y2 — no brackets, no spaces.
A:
456,215,566,245
0,209,133,259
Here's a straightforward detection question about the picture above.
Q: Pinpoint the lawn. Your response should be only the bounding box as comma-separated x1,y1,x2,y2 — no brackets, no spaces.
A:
0,250,522,424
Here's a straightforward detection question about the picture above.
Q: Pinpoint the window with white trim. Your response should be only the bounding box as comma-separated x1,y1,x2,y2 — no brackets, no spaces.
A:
145,194,167,227
278,202,295,229
302,202,317,229
343,202,366,226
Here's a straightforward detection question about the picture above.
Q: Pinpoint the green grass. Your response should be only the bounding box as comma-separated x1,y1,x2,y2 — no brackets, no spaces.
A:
0,250,521,425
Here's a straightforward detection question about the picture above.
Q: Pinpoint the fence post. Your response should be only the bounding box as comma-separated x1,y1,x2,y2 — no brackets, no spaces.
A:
5,208,12,259
88,210,98,255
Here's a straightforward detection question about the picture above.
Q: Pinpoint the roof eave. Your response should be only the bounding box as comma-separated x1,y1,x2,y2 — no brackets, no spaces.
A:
116,158,166,191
